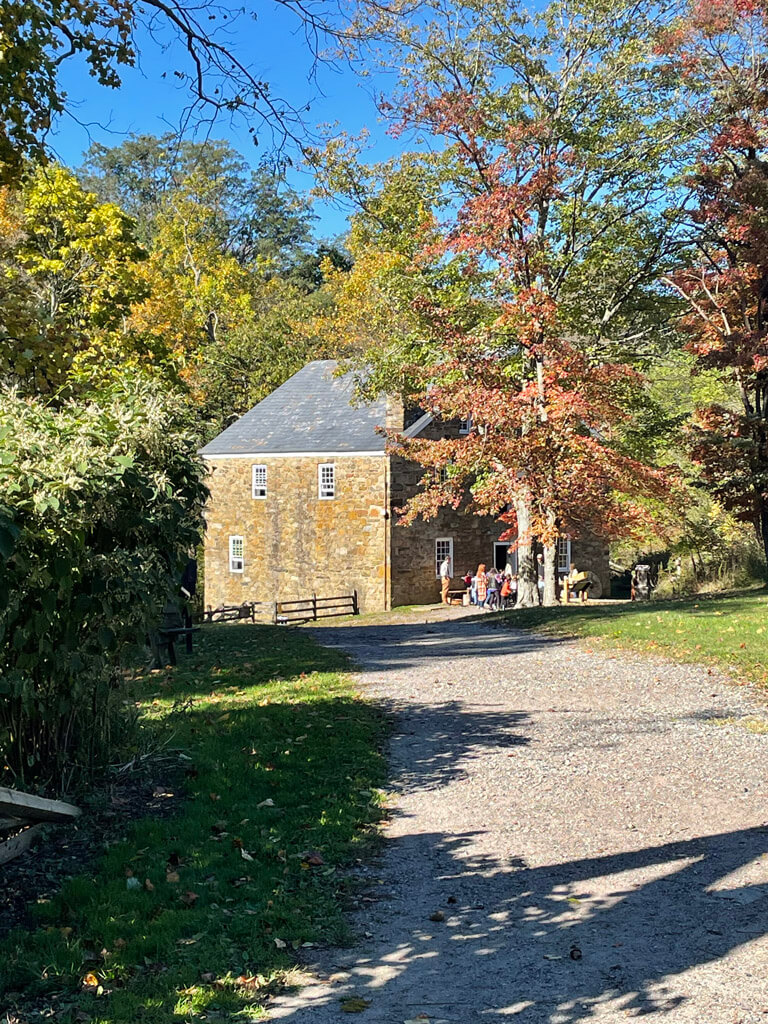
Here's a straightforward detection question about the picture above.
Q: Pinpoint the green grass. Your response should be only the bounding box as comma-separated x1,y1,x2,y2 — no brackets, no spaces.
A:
0,625,387,1022
502,589,768,686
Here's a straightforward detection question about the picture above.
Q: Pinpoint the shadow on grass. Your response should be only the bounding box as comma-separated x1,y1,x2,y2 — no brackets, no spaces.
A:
500,587,768,633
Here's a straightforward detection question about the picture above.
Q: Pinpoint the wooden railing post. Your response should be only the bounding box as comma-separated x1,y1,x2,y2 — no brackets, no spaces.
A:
272,602,279,625
352,590,359,616
312,592,317,621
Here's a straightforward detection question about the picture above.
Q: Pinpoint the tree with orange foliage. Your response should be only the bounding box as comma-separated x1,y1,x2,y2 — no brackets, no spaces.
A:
336,0,683,605
661,0,768,574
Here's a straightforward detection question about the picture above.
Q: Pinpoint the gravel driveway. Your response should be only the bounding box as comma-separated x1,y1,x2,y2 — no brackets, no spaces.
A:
269,611,768,1023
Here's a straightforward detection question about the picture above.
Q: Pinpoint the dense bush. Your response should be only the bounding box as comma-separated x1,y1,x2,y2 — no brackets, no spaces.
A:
0,381,207,787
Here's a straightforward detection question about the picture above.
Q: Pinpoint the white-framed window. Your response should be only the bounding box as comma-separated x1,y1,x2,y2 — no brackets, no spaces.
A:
435,537,454,578
557,537,572,574
318,463,335,499
459,415,472,434
252,464,267,499
229,535,244,573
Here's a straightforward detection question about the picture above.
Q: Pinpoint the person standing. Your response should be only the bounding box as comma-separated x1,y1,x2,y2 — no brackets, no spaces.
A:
439,553,452,605
475,563,488,607
536,553,545,604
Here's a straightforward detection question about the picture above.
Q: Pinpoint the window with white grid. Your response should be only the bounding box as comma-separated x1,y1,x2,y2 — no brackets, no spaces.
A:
318,463,335,499
557,537,572,573
229,535,244,573
252,464,267,499
459,415,472,434
435,537,453,578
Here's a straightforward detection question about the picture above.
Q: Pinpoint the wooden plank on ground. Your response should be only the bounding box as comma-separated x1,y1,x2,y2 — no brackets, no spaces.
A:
0,787,81,824
0,824,42,866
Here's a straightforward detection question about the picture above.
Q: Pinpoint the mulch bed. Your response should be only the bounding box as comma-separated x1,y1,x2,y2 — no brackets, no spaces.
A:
0,763,186,941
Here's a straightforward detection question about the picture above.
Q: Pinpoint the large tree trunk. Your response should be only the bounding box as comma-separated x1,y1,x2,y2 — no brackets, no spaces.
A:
760,501,768,585
514,497,539,607
542,541,558,606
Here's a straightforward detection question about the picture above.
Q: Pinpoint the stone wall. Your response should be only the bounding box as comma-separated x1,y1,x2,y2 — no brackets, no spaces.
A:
388,416,611,604
204,455,390,614
389,452,504,606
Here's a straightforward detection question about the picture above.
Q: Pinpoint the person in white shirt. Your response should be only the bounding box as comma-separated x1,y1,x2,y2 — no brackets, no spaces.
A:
439,556,452,605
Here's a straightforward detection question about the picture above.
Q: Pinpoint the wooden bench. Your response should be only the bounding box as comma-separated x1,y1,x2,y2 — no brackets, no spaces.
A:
447,588,468,605
157,625,200,665
150,602,199,668
0,788,81,866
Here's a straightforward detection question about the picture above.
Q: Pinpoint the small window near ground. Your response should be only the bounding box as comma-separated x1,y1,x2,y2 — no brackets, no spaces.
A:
229,535,244,573
318,463,335,499
557,537,571,573
435,537,454,577
252,464,267,499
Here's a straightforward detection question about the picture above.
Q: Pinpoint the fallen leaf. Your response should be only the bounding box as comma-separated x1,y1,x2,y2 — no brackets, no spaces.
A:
81,973,100,991
126,877,141,891
200,972,216,983
180,891,198,907
144,878,155,892
166,870,180,884
274,938,287,949
306,851,324,866
257,798,275,808
340,997,372,1012
240,848,254,861
428,910,445,922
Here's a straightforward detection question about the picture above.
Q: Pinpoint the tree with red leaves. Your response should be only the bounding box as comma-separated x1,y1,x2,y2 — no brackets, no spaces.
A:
661,0,768,575
352,0,683,605
386,99,673,605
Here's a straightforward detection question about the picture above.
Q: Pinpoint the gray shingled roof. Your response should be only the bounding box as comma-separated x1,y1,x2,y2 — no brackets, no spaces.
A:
200,360,390,456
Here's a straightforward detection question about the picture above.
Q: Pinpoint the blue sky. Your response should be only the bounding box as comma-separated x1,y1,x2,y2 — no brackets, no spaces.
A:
50,3,404,238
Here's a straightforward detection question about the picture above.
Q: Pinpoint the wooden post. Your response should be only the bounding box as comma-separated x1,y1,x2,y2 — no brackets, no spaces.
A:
272,602,279,625
312,592,317,621
352,590,359,616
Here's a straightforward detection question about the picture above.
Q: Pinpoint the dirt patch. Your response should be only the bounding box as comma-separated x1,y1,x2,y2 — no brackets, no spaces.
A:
0,763,186,940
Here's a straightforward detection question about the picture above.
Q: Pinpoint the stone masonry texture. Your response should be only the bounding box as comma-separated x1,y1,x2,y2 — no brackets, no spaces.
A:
203,455,389,614
204,444,610,613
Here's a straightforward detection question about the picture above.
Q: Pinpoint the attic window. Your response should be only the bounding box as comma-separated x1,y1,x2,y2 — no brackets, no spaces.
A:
229,536,244,573
318,463,335,499
252,464,267,499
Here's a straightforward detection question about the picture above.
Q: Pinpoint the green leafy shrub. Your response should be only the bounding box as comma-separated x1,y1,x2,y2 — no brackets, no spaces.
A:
0,380,207,787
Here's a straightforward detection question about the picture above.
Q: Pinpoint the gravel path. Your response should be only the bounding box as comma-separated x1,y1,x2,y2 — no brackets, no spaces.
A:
268,611,768,1024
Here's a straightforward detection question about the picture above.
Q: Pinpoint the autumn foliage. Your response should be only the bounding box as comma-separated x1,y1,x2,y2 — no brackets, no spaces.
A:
662,0,768,571
385,94,673,604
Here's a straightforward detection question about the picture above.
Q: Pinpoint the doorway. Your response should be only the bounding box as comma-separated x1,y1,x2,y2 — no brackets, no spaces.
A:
494,542,514,573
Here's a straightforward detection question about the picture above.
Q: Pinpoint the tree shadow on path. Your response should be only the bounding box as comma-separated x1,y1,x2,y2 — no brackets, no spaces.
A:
268,616,768,1022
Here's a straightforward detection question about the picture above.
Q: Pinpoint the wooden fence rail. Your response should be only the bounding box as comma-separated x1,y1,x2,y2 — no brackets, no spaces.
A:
275,591,359,625
200,594,359,628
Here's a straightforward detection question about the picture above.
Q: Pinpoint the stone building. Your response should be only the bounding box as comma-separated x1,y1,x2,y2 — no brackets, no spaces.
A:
201,360,610,613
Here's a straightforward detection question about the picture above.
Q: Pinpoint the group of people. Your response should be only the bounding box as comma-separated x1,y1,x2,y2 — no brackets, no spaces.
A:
439,551,592,607
463,565,518,609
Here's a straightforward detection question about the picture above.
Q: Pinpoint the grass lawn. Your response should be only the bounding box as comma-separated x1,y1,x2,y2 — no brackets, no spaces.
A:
0,625,387,1022
501,589,768,686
